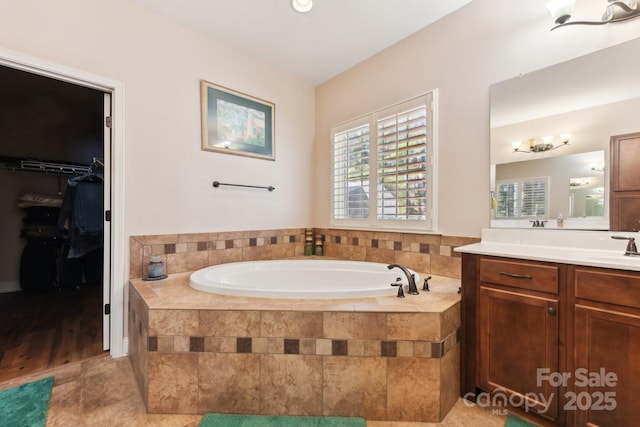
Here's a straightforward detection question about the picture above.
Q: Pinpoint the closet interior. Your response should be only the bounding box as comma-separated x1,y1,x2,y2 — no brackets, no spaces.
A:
0,65,107,382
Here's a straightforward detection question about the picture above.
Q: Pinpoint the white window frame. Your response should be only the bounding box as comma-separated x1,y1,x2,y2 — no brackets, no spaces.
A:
495,176,550,219
330,91,438,232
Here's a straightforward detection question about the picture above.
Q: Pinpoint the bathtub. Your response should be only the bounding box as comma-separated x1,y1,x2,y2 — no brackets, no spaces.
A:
189,259,420,299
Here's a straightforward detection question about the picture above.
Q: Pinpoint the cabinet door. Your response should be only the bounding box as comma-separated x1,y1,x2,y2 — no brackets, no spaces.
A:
610,131,640,231
574,304,640,426
610,192,640,231
610,132,640,192
479,286,559,420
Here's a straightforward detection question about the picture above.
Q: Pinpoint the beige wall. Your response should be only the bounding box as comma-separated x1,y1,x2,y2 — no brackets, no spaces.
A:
0,0,315,238
313,0,640,238
3,0,640,243
3,0,640,349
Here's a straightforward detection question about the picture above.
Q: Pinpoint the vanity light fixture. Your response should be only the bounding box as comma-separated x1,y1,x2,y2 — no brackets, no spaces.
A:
570,178,591,187
546,0,640,30
512,134,571,153
292,0,313,13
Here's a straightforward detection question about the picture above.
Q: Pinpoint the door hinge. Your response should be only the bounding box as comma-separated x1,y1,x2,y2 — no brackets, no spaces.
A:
105,210,111,221
104,304,111,315
105,116,112,128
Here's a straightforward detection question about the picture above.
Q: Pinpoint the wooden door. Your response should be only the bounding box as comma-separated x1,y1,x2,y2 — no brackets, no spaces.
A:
479,286,560,421
574,304,640,426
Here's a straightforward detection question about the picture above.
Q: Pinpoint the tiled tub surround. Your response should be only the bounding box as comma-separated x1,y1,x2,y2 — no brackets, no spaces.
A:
128,272,462,422
130,228,479,281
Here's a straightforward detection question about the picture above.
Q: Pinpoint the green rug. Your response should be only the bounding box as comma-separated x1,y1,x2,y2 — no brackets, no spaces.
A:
0,376,54,427
199,413,366,427
504,413,539,427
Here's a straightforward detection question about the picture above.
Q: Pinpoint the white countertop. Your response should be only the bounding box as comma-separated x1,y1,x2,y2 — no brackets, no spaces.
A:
455,228,640,271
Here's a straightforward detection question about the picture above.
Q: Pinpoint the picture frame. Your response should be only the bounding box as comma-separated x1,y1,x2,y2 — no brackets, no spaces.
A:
200,80,275,161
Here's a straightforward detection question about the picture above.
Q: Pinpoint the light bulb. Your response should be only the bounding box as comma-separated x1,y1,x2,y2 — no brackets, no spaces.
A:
292,0,313,13
546,0,575,24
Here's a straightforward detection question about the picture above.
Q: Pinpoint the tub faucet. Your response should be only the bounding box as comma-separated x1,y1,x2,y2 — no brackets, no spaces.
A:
387,264,419,295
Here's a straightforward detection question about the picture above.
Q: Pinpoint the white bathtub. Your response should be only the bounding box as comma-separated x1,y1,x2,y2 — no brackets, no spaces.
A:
189,259,420,299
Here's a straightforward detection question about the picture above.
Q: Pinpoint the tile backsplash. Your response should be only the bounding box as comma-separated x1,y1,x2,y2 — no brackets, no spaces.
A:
130,228,479,280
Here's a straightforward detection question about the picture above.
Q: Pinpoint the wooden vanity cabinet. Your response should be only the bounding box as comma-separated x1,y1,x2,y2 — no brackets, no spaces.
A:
462,254,640,426
570,266,640,426
461,254,565,423
462,254,565,423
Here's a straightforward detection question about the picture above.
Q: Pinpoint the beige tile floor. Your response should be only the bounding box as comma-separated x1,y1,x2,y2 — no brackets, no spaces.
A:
1,354,506,427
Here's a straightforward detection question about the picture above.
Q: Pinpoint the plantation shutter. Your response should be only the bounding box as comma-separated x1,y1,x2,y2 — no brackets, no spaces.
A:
521,177,548,216
495,181,518,218
331,91,435,230
332,119,371,219
375,95,430,221
495,177,548,218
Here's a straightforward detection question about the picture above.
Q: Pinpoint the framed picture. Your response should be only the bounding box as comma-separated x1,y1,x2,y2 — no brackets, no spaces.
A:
200,80,275,161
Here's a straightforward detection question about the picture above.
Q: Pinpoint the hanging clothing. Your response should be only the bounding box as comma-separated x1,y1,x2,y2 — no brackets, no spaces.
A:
58,174,103,258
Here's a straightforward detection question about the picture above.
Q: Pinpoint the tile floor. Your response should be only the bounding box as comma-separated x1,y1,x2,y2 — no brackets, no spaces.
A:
1,354,507,426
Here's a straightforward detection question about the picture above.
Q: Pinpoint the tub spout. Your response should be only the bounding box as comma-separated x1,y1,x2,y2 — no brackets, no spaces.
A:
387,264,419,295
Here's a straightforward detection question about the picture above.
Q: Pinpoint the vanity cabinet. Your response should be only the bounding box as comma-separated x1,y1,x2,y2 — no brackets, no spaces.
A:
477,257,562,422
462,253,640,426
571,266,640,426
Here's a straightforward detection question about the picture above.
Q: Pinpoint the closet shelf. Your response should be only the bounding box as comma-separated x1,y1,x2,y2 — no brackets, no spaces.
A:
1,156,91,176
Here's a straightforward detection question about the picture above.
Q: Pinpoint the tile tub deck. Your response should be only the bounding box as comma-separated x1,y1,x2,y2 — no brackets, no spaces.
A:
128,271,461,422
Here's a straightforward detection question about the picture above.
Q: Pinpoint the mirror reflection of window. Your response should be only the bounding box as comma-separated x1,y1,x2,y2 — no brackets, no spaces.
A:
495,177,549,219
493,150,604,222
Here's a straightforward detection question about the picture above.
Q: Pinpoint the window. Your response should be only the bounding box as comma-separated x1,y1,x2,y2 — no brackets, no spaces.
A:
495,177,549,218
331,93,436,230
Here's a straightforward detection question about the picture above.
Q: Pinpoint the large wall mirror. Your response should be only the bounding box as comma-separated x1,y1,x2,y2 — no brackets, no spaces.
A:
490,37,640,230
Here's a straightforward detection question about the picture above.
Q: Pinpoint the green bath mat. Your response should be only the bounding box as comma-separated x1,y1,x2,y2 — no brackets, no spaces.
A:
199,413,366,427
0,376,54,427
504,413,539,427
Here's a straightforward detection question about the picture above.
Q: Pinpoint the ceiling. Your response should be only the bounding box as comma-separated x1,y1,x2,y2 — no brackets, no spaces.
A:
133,0,473,85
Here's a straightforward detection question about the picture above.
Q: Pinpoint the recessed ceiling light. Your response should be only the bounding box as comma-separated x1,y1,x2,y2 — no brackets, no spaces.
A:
292,0,313,13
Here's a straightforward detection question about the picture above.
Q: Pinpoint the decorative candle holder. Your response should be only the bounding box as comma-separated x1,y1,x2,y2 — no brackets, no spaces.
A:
314,234,324,256
304,228,314,256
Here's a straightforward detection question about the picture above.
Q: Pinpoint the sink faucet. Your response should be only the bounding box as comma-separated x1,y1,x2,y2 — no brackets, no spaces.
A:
611,236,640,256
530,220,548,228
387,264,419,295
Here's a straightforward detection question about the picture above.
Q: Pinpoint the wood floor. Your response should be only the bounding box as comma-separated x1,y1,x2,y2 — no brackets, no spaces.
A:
0,285,105,383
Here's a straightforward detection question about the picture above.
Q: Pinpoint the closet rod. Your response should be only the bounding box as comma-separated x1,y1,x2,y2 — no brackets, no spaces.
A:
212,181,275,192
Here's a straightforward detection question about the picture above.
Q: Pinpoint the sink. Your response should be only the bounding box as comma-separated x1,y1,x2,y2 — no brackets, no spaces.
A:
587,254,639,261
585,253,640,266
568,251,640,266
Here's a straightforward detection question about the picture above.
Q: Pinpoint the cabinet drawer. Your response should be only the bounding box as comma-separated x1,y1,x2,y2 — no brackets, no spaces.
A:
479,257,559,294
574,267,640,308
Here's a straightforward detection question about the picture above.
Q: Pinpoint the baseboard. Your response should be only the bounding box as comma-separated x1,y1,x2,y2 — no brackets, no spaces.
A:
121,337,129,357
0,280,20,293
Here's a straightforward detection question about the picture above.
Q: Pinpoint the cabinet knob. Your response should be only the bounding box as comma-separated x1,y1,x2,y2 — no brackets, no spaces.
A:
547,306,557,315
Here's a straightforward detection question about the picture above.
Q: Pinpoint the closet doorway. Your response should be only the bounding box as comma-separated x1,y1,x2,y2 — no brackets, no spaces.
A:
0,64,112,382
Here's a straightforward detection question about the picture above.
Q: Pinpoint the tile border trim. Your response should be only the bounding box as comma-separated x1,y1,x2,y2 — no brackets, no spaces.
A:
146,328,460,359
